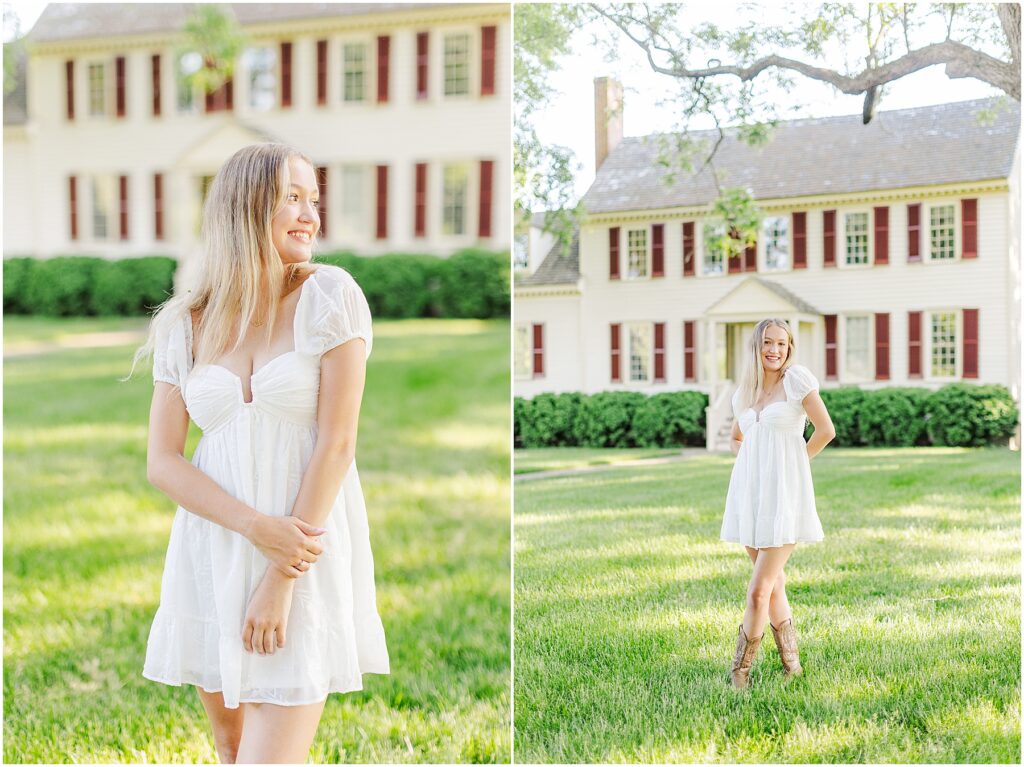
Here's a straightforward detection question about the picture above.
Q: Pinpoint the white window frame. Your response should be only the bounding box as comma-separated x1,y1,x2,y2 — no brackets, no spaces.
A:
176,51,201,114
90,174,116,241
341,39,370,103
87,60,109,117
924,200,961,263
925,309,961,381
841,313,874,383
243,45,278,111
442,30,472,98
839,208,873,268
513,232,529,271
701,220,726,277
626,322,653,384
514,323,533,380
338,164,371,240
762,214,790,272
625,227,649,280
441,162,471,236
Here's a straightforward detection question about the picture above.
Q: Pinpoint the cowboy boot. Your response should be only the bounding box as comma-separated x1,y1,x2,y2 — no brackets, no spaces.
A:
769,618,803,680
730,624,763,689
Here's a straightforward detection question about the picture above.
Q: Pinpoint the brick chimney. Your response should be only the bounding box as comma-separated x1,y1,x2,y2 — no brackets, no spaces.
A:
594,77,623,169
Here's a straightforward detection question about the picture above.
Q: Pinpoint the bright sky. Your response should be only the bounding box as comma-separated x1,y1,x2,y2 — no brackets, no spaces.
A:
3,0,46,42
531,3,1006,201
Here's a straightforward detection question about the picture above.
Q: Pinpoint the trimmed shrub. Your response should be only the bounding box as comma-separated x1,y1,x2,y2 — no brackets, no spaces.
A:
925,383,1019,446
575,391,648,447
91,257,176,315
435,249,510,319
632,391,708,447
520,392,584,447
318,252,442,319
808,386,868,445
513,396,530,449
858,387,931,447
25,256,106,316
3,257,34,314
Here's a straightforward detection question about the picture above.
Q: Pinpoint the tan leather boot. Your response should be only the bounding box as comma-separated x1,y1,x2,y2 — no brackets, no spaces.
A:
769,618,803,679
730,624,763,689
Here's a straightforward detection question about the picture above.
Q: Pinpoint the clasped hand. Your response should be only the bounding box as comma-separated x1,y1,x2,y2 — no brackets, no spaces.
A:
244,513,325,578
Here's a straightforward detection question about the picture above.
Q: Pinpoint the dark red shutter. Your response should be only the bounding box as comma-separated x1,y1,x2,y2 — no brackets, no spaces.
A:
205,74,234,112
962,199,977,259
963,308,979,378
823,210,836,267
908,311,922,378
153,173,164,240
315,166,328,239
873,206,889,265
114,55,126,118
375,165,388,240
728,229,742,273
414,162,427,237
651,224,664,277
654,323,665,382
478,160,493,238
609,227,620,280
226,77,233,110
683,321,696,382
281,42,292,108
682,222,695,276
610,324,621,382
532,323,544,377
416,32,428,99
907,203,921,262
824,314,837,379
68,175,78,240
792,211,807,269
874,313,890,380
65,60,75,120
151,54,161,116
377,36,390,103
118,175,129,240
316,40,328,106
744,237,757,271
481,25,496,96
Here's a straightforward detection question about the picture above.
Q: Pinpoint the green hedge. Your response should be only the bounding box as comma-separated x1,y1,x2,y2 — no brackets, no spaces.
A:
2,249,509,319
518,384,1018,449
515,390,709,448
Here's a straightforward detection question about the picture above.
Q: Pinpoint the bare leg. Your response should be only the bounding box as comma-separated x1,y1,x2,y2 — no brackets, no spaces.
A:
741,544,796,640
196,687,245,764
745,547,793,628
235,699,326,764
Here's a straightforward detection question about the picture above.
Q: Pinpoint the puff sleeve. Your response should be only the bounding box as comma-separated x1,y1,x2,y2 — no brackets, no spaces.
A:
731,387,744,420
152,312,190,388
295,265,373,359
783,364,819,403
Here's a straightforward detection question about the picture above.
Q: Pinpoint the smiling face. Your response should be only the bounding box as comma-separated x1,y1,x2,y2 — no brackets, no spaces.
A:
760,323,790,375
270,155,320,266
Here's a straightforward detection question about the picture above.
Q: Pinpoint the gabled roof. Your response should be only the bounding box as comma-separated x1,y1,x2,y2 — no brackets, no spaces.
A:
517,226,579,287
28,3,455,43
583,98,1020,215
704,277,820,317
3,44,27,126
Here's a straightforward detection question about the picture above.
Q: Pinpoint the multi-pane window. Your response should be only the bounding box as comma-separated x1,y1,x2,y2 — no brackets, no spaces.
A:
513,233,529,270
444,33,470,96
88,63,106,116
343,43,367,102
844,212,869,265
442,163,468,235
845,316,871,379
177,52,201,112
930,204,956,260
245,46,277,111
627,229,647,278
930,311,957,377
763,216,789,270
703,222,725,275
340,165,367,236
91,175,113,238
628,323,652,382
514,324,531,378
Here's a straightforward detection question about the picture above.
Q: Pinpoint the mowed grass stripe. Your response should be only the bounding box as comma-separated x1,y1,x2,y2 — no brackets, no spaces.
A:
514,448,1020,763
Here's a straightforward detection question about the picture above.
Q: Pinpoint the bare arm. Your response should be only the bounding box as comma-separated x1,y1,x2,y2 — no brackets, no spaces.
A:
146,382,323,577
802,390,836,460
730,417,743,457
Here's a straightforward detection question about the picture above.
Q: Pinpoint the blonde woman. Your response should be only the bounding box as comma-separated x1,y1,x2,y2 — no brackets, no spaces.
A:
720,318,835,689
135,144,388,762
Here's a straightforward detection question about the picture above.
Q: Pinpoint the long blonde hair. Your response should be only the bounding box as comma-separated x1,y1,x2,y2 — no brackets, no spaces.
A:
128,143,320,382
736,318,796,410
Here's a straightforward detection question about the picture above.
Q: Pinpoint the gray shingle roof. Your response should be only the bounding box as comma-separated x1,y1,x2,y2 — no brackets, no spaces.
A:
583,98,1020,215
3,44,27,125
28,3,455,43
517,226,579,286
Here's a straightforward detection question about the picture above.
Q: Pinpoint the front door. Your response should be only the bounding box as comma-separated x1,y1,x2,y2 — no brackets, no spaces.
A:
725,322,757,380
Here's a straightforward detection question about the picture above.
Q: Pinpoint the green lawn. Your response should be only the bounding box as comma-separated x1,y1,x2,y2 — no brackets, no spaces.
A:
515,447,684,475
4,317,510,764
514,447,1020,763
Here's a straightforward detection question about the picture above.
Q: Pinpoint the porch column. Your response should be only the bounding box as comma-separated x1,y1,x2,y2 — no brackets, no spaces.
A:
790,315,800,361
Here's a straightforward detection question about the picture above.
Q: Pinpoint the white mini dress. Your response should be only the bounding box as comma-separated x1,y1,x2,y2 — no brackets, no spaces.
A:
143,264,389,709
720,364,825,549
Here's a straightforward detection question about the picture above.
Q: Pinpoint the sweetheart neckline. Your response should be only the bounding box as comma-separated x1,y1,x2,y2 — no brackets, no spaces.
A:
190,351,306,405
746,400,791,417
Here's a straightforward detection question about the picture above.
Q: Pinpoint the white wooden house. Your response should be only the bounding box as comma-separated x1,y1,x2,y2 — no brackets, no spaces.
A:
514,79,1021,450
3,2,510,287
